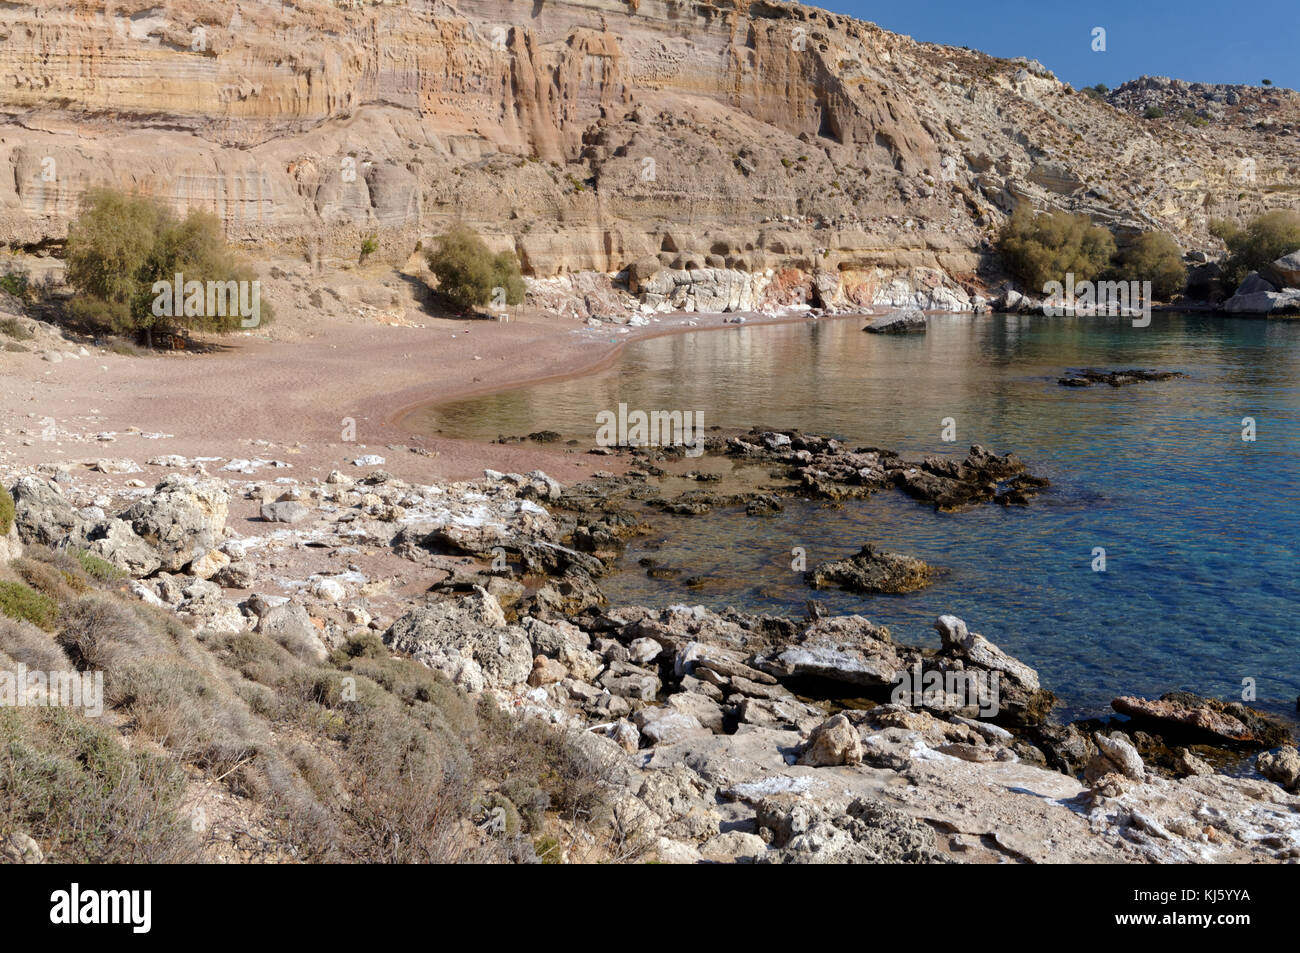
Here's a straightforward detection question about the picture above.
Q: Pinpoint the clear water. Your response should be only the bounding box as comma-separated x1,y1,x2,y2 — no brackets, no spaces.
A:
413,313,1300,722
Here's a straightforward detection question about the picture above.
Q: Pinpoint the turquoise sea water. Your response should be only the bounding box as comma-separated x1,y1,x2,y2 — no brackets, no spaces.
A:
417,313,1300,721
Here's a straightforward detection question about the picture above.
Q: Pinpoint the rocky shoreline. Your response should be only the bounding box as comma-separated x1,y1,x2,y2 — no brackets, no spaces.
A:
3,426,1298,863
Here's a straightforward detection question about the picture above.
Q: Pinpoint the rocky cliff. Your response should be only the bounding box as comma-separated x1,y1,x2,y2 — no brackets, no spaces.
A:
1,0,1297,312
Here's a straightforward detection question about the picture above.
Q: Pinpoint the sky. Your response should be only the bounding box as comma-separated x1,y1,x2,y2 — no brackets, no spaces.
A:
821,0,1299,92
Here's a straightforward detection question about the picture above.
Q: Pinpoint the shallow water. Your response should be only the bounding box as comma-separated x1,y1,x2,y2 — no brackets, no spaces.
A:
413,313,1300,721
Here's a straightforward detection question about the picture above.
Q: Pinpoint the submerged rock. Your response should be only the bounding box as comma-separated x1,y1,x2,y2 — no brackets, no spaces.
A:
1058,368,1186,387
805,544,934,594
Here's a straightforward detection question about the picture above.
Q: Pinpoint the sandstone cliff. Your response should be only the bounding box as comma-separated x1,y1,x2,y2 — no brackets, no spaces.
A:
1,0,1297,312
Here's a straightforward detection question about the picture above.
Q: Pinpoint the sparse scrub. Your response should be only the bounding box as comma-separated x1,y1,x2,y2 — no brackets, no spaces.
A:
0,707,200,863
0,483,13,534
73,549,126,583
1113,231,1187,299
11,557,79,603
0,547,620,864
1211,210,1300,288
0,617,69,673
0,317,32,340
997,207,1117,288
0,268,29,299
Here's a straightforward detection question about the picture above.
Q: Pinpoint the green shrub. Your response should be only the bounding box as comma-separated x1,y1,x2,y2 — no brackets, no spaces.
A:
359,235,378,264
64,186,274,345
425,224,525,312
73,549,125,583
998,207,1117,289
1143,105,1165,119
1211,210,1300,288
1113,231,1186,299
0,483,13,535
0,581,58,631
0,270,29,299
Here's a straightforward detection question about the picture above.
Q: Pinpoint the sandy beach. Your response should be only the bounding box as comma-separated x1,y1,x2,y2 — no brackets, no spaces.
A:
0,296,850,487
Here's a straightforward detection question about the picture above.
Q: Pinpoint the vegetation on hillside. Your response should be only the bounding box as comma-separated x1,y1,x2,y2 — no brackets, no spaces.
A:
0,542,636,863
64,187,273,346
997,207,1117,289
1210,210,1300,288
1113,231,1187,299
425,224,525,313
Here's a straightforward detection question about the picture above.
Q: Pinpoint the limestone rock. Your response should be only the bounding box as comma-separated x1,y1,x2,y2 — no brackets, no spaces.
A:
383,587,532,692
798,713,864,767
122,475,230,572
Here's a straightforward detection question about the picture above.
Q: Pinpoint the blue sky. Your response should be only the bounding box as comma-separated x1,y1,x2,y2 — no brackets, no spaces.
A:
822,0,1299,92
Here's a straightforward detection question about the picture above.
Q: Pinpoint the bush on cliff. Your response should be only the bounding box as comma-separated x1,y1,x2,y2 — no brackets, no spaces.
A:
425,224,525,313
64,187,273,346
997,207,1116,290
1113,231,1186,299
1210,210,1300,289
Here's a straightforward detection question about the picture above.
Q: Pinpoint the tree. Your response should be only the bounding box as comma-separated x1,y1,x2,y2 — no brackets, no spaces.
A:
424,224,524,313
1211,210,1300,287
997,207,1116,289
64,187,271,346
1114,231,1186,299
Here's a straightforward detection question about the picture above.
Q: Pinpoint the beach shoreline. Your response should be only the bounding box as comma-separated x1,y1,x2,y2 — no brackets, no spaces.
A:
0,301,870,487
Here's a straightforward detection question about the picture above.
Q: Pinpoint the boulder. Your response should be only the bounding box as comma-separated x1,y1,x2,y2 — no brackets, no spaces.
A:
1257,746,1300,792
527,654,567,686
189,549,231,581
863,309,926,334
10,476,84,546
383,587,532,691
1268,250,1300,288
599,661,661,700
1111,692,1291,747
633,708,711,746
754,615,903,687
1236,270,1278,295
665,691,726,732
798,713,863,767
122,475,230,572
1085,731,1146,782
260,501,311,524
256,603,328,663
85,518,162,577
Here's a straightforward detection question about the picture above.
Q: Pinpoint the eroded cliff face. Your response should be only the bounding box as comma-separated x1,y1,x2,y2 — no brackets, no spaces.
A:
0,0,1296,309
